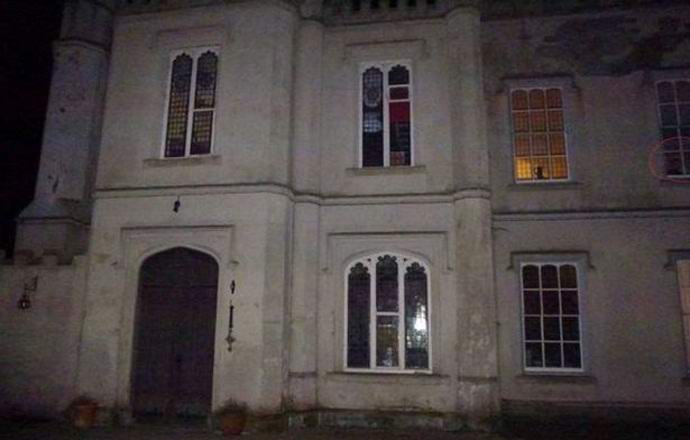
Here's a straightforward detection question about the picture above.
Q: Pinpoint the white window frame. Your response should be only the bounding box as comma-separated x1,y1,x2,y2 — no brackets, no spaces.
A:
654,78,690,178
358,61,415,168
161,46,219,158
343,252,432,374
509,86,572,183
519,261,585,374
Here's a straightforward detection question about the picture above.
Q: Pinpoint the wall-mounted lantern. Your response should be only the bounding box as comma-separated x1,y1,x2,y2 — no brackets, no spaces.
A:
17,276,38,310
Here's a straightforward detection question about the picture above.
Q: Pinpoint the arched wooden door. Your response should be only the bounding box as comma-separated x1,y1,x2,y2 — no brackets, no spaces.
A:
132,248,218,417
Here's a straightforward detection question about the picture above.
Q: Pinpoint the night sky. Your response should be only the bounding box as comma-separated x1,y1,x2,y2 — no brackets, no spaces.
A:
0,0,63,256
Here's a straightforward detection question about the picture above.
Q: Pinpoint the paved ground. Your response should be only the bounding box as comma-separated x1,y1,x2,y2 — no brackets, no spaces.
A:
2,420,690,439
0,421,503,440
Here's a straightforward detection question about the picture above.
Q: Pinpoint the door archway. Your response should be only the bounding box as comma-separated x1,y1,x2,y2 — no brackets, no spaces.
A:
131,247,218,417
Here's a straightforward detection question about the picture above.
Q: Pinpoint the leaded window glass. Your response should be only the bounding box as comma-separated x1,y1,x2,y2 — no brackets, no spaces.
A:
511,87,568,181
346,253,430,372
361,62,413,168
521,263,582,371
164,48,218,157
656,80,690,177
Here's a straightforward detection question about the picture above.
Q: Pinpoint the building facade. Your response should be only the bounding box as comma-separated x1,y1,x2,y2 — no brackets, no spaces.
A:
1,0,690,429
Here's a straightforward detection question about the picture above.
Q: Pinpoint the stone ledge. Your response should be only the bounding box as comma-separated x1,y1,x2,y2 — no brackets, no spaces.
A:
143,154,222,168
507,181,581,191
324,371,451,386
514,374,597,385
345,165,426,177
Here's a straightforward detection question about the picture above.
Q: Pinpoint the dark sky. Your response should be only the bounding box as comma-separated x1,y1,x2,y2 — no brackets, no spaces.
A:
0,0,63,255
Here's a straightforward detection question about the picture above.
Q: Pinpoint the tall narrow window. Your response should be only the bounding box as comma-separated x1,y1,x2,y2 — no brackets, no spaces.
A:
521,263,582,371
677,260,690,370
164,48,219,158
346,253,430,372
511,88,568,181
656,80,690,177
361,62,413,168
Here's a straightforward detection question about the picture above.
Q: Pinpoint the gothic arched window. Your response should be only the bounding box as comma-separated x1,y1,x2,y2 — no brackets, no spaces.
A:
360,62,413,168
164,48,219,157
346,253,430,372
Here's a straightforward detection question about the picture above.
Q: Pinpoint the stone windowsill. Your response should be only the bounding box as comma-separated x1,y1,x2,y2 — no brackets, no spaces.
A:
515,373,597,385
326,371,450,386
508,181,581,191
143,154,222,168
346,165,426,177
659,179,690,188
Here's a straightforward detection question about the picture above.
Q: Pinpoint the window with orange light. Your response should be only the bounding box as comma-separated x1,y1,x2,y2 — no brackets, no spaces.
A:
511,88,568,182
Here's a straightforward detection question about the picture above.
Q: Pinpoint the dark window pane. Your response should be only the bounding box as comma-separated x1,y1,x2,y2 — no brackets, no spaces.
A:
562,317,580,341
347,263,370,368
676,81,690,102
376,316,399,367
362,67,384,167
190,111,213,155
543,317,561,341
660,105,678,126
390,86,409,100
542,290,560,315
404,263,429,369
524,317,542,341
561,290,579,315
376,255,398,312
388,65,409,85
523,290,541,315
544,343,562,367
563,343,581,368
525,343,543,367
541,265,558,288
194,51,218,109
165,54,193,157
657,81,675,103
522,265,539,288
559,265,577,288
662,129,680,148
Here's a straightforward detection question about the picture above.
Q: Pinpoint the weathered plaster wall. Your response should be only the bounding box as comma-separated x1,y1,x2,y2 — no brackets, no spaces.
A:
96,1,297,190
483,5,690,213
75,191,292,413
0,258,87,417
494,213,690,405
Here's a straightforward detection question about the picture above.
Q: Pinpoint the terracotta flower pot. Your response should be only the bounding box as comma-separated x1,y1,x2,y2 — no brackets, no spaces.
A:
219,411,247,436
73,402,98,429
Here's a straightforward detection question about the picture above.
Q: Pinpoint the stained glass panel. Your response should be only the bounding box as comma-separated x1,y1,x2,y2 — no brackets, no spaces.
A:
362,67,384,167
404,263,428,369
165,54,193,157
376,255,398,312
347,263,370,368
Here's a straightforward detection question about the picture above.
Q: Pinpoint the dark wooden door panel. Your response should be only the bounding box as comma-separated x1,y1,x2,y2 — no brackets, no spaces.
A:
132,248,218,417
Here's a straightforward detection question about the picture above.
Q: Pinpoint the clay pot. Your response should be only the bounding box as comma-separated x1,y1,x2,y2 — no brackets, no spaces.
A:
73,402,98,429
219,411,247,436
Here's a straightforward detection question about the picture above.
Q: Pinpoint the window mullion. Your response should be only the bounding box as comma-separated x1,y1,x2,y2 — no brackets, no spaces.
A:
383,66,390,167
185,53,199,157
369,259,376,370
399,259,406,370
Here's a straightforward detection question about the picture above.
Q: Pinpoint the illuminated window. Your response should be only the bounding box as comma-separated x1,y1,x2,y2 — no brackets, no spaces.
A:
521,263,583,371
361,63,413,167
511,88,568,181
164,48,218,158
656,80,690,177
346,253,430,372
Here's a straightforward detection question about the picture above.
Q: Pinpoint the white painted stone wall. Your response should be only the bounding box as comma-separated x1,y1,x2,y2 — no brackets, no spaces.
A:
0,258,87,417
